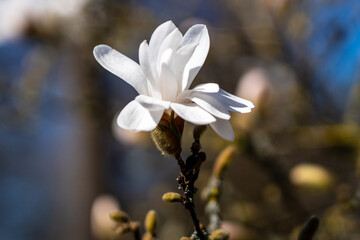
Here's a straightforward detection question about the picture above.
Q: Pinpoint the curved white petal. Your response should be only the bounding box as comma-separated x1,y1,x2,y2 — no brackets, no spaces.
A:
181,25,210,91
139,40,160,98
157,28,182,74
209,118,234,141
173,42,198,87
117,100,165,131
229,106,252,113
193,83,219,93
149,21,177,51
171,103,216,125
158,49,178,101
219,89,255,113
187,92,230,120
148,21,177,79
221,89,255,108
94,44,148,95
135,95,171,109
175,83,220,102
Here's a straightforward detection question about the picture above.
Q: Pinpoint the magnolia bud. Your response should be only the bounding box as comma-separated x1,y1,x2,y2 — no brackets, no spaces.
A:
213,146,236,178
115,225,131,235
144,210,157,235
162,192,182,203
210,229,230,240
130,222,140,232
290,163,333,190
109,211,129,223
142,232,155,240
151,113,184,156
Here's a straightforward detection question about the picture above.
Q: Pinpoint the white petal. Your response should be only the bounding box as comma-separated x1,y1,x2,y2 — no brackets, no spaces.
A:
175,83,220,102
135,95,171,109
181,25,210,91
173,42,198,86
117,100,165,131
171,103,216,125
187,92,230,120
193,83,219,93
156,28,182,74
219,89,255,113
221,89,255,108
158,49,178,101
94,44,148,95
139,40,160,98
209,118,234,141
148,21,177,79
229,106,252,113
149,21,177,52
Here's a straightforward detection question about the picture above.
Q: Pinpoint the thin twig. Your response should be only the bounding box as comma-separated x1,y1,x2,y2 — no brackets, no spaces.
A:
133,227,141,240
298,216,320,240
176,155,205,239
174,127,208,239
175,153,186,174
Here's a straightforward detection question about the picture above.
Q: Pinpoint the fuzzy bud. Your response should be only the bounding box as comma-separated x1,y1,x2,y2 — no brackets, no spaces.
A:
290,163,333,190
109,211,129,223
151,113,184,156
210,229,230,240
144,210,157,235
213,146,236,178
162,192,182,203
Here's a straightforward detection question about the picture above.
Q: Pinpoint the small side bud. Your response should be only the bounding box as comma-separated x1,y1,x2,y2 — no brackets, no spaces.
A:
144,210,157,235
109,211,129,223
162,192,182,203
130,221,140,232
193,125,207,140
115,225,131,235
210,229,230,240
290,164,333,190
213,146,236,178
180,237,192,240
142,232,155,240
209,188,220,200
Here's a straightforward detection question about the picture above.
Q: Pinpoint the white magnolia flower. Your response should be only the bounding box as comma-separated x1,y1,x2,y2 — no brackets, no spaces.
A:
93,21,254,141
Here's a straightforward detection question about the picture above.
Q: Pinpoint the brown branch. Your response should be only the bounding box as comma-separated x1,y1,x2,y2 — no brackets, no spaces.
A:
297,216,320,240
174,126,208,240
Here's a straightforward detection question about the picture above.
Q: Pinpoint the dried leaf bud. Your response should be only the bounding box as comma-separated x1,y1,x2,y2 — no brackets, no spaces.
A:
210,229,230,240
151,113,184,156
213,145,236,178
144,210,157,235
109,211,130,223
180,237,192,240
162,192,182,203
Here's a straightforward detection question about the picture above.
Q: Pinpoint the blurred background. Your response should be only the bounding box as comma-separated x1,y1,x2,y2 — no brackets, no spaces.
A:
1,0,360,239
